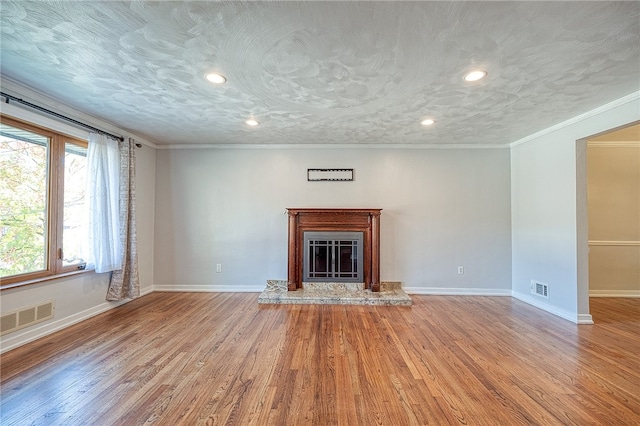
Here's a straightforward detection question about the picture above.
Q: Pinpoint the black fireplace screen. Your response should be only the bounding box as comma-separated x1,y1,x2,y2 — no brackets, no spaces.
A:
303,232,364,282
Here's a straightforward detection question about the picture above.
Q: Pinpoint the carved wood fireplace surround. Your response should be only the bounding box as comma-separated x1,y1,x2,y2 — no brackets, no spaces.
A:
287,208,382,292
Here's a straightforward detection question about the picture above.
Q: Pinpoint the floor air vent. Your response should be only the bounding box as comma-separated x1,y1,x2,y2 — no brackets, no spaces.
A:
0,301,54,336
531,280,549,299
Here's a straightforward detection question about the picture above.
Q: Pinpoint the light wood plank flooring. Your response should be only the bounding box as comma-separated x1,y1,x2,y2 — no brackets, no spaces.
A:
1,293,639,425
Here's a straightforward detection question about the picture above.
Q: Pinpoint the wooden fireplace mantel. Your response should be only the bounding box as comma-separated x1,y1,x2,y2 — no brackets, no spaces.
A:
287,208,382,292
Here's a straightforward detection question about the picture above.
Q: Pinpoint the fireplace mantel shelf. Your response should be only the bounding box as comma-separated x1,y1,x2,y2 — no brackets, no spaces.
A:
287,208,382,292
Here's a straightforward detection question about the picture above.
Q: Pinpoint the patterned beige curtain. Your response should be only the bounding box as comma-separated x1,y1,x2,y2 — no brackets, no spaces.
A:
106,138,140,301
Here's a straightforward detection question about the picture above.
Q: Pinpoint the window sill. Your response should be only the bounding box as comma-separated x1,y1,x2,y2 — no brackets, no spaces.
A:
1,268,97,291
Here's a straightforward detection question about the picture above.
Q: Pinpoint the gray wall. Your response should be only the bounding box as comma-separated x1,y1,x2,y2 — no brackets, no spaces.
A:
154,147,513,293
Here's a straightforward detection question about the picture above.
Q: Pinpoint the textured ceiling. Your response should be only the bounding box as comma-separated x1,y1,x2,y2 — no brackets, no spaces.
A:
1,1,639,146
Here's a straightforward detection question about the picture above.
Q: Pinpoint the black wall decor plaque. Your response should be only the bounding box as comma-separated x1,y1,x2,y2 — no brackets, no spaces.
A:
307,168,354,181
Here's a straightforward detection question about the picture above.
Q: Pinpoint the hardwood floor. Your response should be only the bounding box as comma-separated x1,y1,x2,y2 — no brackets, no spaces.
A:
1,293,639,425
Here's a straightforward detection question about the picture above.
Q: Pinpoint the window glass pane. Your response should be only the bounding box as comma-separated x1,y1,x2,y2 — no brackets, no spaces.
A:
0,124,49,277
63,142,87,266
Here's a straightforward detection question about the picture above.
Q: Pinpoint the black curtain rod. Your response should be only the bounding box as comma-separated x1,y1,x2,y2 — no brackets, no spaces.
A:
2,91,126,142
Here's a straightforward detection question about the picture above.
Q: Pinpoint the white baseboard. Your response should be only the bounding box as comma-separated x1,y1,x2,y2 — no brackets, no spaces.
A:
577,314,595,324
153,284,263,293
589,290,640,298
404,287,511,296
511,291,594,324
0,287,154,354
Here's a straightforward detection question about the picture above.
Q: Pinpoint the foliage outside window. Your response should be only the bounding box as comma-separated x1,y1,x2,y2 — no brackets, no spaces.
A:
0,115,88,287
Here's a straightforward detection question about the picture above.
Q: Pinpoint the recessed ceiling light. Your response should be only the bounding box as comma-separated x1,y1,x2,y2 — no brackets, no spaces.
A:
246,118,259,126
205,73,227,84
421,118,435,126
464,70,487,82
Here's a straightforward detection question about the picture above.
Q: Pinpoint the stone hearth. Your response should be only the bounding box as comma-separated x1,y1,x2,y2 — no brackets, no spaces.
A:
258,280,412,306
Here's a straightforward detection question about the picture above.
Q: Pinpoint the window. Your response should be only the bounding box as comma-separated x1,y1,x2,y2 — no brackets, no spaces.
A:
0,115,88,286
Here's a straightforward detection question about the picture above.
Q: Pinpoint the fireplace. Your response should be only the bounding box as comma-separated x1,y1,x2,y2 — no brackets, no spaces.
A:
287,208,382,291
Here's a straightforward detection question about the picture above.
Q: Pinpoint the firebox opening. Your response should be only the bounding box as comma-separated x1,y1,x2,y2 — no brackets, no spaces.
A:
303,231,364,283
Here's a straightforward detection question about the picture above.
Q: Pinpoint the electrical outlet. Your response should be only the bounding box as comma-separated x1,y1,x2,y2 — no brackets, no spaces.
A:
457,266,464,275
216,264,222,273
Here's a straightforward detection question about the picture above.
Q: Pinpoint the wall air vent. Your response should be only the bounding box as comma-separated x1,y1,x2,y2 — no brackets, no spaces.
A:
0,301,54,336
531,280,549,299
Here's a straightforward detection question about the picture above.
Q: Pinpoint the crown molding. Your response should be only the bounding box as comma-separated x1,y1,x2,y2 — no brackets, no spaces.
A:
156,143,510,150
509,91,640,148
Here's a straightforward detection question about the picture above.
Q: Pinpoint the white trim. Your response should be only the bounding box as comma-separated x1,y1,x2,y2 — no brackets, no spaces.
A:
509,92,640,148
0,287,154,354
156,143,510,150
588,240,640,247
404,287,511,296
511,291,594,324
590,290,640,298
153,285,263,293
576,314,595,324
587,141,640,148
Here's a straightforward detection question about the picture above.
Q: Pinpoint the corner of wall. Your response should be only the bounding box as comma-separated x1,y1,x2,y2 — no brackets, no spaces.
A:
509,91,640,324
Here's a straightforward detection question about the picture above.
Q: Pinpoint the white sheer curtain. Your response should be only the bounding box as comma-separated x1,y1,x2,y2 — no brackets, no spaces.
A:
86,133,140,300
86,133,122,273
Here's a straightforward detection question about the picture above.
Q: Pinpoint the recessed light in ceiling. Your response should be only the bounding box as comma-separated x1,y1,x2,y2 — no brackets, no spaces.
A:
246,118,260,126
464,70,487,82
421,118,435,126
205,73,227,84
